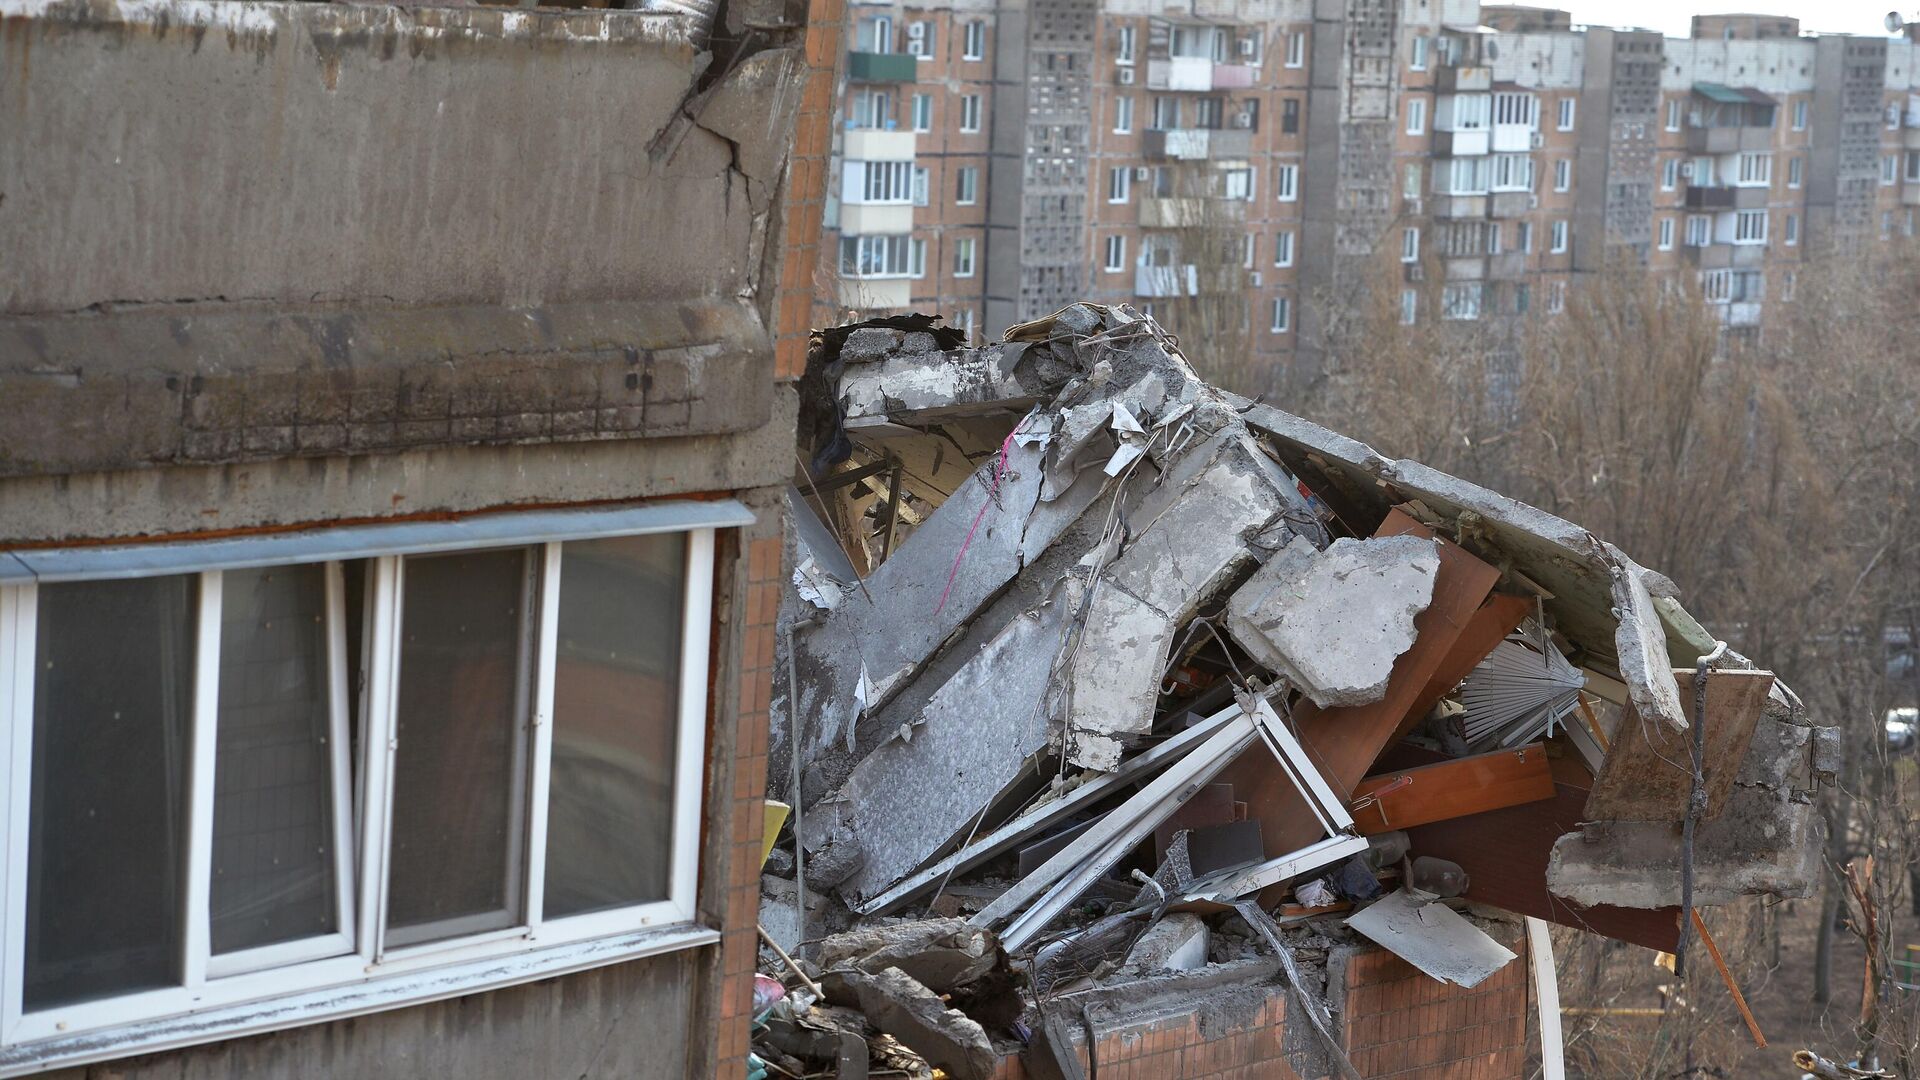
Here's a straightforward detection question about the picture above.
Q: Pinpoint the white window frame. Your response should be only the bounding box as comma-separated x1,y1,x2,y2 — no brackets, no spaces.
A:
1553,158,1571,192
953,237,976,277
1108,166,1131,204
1784,212,1798,246
1550,220,1568,253
1792,99,1807,131
959,94,982,133
0,526,720,1069
1557,98,1575,131
1409,35,1428,72
1285,31,1306,68
1269,296,1292,334
1661,157,1678,191
911,166,929,207
1275,163,1298,202
1882,155,1898,186
1733,209,1768,245
1658,216,1674,250
912,93,933,133
1117,24,1136,65
1547,280,1566,314
1399,288,1418,325
1518,221,1533,253
956,166,979,206
1115,95,1134,134
1441,283,1481,321
1666,99,1681,132
1406,97,1427,136
1401,226,1420,263
1685,214,1710,247
1787,155,1802,188
1103,234,1127,273
1735,152,1771,187
1273,230,1295,268
963,21,985,62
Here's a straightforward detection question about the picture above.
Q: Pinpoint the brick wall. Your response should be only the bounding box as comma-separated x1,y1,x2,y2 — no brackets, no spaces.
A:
715,534,786,1068
983,930,1532,1080
773,0,844,379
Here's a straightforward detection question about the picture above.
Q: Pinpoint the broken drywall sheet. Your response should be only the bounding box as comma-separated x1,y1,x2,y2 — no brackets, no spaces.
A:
834,581,1082,903
1225,534,1440,710
1344,890,1518,989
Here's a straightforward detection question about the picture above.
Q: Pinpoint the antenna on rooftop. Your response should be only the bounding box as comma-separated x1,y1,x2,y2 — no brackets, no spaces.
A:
1887,10,1907,33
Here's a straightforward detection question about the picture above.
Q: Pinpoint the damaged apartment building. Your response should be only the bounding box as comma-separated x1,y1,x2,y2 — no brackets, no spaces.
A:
0,0,836,1073
761,305,1837,1079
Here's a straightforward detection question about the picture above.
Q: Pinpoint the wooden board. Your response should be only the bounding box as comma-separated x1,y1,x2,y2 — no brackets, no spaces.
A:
1584,667,1776,823
1348,743,1556,835
1218,509,1500,862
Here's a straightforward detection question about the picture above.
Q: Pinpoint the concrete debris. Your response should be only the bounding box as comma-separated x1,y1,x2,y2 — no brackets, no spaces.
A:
1227,535,1441,709
760,303,1835,1072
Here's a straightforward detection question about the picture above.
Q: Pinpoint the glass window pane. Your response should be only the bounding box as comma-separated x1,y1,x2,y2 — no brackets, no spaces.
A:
26,577,196,1010
387,549,532,946
544,534,687,918
211,565,340,956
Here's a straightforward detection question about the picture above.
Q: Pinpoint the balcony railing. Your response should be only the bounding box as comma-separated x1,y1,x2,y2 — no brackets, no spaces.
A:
1435,65,1493,92
1144,59,1256,92
842,129,917,161
847,51,917,83
1143,128,1254,161
1685,126,1772,154
1683,185,1767,211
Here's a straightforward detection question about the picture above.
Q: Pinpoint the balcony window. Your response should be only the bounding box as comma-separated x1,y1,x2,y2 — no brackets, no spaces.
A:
1440,93,1491,132
1690,156,1714,186
1441,156,1490,196
1151,97,1180,131
844,160,914,205
1702,269,1762,303
1733,209,1768,245
1275,164,1299,202
1490,153,1532,192
1493,92,1538,130
1223,167,1254,202
851,90,894,131
842,234,919,277
1685,215,1711,247
858,16,893,54
0,518,721,1068
963,21,985,61
1196,97,1225,130
1442,283,1482,321
1170,25,1228,62
1735,152,1771,187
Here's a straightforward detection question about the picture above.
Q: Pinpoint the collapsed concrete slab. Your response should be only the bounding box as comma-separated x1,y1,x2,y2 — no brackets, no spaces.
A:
1226,535,1441,709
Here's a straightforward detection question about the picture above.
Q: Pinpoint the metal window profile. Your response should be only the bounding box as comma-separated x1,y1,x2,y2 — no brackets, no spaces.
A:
0,500,755,583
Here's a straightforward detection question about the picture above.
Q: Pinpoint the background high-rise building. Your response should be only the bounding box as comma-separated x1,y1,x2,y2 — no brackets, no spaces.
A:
824,0,1920,391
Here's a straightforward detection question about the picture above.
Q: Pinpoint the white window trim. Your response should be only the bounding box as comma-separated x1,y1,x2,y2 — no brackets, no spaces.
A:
962,21,984,61
1285,31,1305,69
1269,296,1291,333
959,95,981,133
954,238,977,278
0,523,722,1073
1406,97,1426,136
1273,230,1295,268
1553,159,1571,192
1557,98,1575,132
1275,164,1298,202
1550,221,1568,254
1103,235,1126,273
1657,217,1674,251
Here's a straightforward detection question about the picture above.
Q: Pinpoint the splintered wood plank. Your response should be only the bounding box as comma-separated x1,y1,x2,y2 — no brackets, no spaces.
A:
1219,509,1500,862
1348,743,1556,835
1583,667,1776,823
1395,592,1536,742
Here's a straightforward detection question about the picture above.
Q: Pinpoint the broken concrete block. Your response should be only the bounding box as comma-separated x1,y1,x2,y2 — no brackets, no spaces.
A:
826,966,997,1080
1125,914,1210,974
1225,535,1440,709
760,874,834,956
841,327,905,363
815,918,1002,994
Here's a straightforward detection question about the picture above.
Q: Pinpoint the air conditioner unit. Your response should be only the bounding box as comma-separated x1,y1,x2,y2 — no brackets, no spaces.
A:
1230,112,1253,129
1678,162,1694,179
1407,197,1423,214
907,21,925,42
1530,132,1545,149
1528,193,1539,208
1119,67,1136,85
1238,37,1257,57
1134,166,1151,181
1250,271,1263,286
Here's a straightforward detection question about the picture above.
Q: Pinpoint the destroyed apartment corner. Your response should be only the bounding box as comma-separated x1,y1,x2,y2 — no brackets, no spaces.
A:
754,304,1837,1079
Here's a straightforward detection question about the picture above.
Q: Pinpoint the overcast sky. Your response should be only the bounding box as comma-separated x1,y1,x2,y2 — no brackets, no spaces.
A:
1556,0,1912,38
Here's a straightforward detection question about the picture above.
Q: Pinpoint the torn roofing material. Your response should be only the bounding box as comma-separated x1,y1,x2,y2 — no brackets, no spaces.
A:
769,303,1833,1041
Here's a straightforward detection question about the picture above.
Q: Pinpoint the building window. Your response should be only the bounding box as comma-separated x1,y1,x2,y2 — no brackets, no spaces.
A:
1547,280,1566,314
1243,233,1257,268
1285,31,1306,68
1274,230,1295,267
911,166,929,207
1492,92,1538,130
1702,269,1763,304
1400,288,1418,325
1270,296,1292,333
906,20,934,60
912,94,932,133
1518,221,1533,252
1788,156,1802,188
1549,220,1568,253
0,528,718,1062
1784,213,1798,245
1406,97,1427,135
1792,99,1807,130
1882,155,1898,186
1283,98,1301,135
842,234,920,277
1556,98,1575,131
1275,164,1298,202
1223,167,1255,201
1685,215,1710,247
1441,156,1490,195
1488,223,1502,255
1117,24,1136,64
1691,156,1715,186
1553,159,1571,192
1734,209,1768,244
1514,283,1531,315
1661,157,1678,191
1403,162,1422,199
1666,99,1681,131
910,238,926,278
1907,151,1920,182
1195,96,1225,130
959,94,981,133
1151,96,1180,131
1115,95,1134,134
845,160,914,204
1736,152,1771,187
1401,226,1420,263
851,90,893,131
1657,217,1674,250
1442,283,1482,321
953,237,976,277
860,15,892,54
1108,166,1131,204
1490,153,1532,192
1410,35,1428,72
1103,234,1126,273
956,166,979,205
963,21,985,61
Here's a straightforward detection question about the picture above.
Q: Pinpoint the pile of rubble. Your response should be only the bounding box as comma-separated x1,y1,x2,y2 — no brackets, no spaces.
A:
756,305,1837,1079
